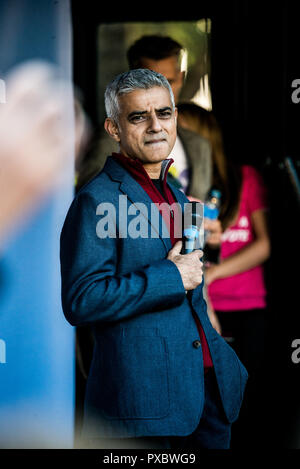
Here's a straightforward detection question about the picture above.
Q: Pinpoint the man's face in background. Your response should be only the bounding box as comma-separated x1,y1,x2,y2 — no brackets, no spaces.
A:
138,55,185,104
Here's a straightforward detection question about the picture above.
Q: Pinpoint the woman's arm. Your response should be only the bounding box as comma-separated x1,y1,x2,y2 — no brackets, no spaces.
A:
205,208,270,285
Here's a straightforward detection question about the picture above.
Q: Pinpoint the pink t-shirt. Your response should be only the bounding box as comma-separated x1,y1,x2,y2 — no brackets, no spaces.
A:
208,165,268,311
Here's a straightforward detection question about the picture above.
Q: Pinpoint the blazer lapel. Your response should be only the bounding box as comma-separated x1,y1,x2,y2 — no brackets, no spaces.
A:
103,157,174,253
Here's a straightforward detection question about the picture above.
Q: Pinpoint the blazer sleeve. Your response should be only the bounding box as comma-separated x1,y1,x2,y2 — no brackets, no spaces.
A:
60,191,186,326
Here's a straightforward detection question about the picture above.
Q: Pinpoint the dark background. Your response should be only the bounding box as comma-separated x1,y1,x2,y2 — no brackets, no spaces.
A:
71,0,300,448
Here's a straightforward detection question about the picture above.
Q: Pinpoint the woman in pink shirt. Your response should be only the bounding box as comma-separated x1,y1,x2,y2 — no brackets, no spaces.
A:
206,165,269,311
177,103,271,448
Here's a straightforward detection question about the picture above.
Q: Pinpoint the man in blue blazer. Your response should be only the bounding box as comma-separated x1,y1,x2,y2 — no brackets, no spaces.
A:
60,69,248,449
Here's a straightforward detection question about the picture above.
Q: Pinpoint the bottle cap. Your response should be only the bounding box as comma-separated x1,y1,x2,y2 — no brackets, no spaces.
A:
210,189,221,199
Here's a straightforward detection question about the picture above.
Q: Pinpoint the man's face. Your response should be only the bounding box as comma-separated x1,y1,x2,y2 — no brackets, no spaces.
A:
139,56,184,104
107,86,177,165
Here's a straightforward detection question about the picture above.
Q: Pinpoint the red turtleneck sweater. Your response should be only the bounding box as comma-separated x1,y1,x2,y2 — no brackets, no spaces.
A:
112,153,213,370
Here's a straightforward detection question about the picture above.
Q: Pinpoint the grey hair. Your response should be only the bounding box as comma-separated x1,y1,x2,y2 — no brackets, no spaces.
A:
104,68,175,124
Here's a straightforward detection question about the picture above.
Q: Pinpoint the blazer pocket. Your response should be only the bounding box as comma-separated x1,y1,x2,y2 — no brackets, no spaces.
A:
212,332,248,423
99,334,171,420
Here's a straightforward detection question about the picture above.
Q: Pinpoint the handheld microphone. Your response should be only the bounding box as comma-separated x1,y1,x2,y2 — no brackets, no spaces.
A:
181,201,204,254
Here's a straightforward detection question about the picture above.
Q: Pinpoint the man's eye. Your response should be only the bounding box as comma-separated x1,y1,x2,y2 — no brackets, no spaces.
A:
158,111,172,118
130,115,145,123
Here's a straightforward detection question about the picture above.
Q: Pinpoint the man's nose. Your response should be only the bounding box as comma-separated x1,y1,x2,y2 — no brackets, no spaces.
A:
148,113,162,132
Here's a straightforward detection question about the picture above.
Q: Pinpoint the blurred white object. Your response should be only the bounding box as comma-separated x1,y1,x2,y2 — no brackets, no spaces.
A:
0,61,88,244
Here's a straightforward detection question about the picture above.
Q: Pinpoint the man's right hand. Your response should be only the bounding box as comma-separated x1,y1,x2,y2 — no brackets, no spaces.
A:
167,240,203,291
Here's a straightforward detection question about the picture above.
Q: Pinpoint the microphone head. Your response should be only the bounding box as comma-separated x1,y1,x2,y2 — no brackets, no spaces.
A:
181,201,204,254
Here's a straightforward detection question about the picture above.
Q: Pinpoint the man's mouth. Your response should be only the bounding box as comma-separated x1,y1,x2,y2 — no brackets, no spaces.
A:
145,138,166,145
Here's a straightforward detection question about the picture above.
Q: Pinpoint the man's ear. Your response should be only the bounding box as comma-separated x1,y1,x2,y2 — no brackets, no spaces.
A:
173,107,178,126
104,118,121,143
180,70,186,85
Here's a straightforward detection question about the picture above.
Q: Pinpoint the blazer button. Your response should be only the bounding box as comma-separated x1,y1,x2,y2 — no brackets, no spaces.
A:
193,340,201,349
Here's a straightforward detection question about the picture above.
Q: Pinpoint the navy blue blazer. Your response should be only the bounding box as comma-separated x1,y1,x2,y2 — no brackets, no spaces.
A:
60,156,248,438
